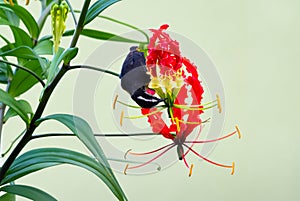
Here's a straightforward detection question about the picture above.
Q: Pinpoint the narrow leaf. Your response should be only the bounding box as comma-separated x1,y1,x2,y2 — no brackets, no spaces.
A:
85,0,120,25
0,193,15,201
0,60,8,84
2,148,126,201
34,40,53,55
64,29,146,44
36,114,109,167
0,3,20,27
10,26,33,47
0,184,57,201
0,3,39,39
62,47,78,65
0,88,29,124
3,100,33,123
35,115,127,200
46,47,78,84
0,46,37,59
0,46,47,70
0,72,7,84
8,60,44,97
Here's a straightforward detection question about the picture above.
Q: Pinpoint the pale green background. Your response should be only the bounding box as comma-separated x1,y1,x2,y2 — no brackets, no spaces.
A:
2,0,300,200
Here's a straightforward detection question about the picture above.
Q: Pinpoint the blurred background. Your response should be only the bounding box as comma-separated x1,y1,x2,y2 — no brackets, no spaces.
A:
2,0,300,200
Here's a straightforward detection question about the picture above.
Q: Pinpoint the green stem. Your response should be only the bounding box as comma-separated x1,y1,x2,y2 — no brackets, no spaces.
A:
69,0,91,48
0,0,92,182
0,78,11,163
1,130,25,157
31,132,159,140
97,15,149,43
0,104,6,159
69,65,119,77
65,0,78,26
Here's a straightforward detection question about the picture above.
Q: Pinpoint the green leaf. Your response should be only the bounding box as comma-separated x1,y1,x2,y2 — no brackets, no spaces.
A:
34,40,53,55
64,29,146,43
35,115,127,201
0,3,39,39
0,72,7,84
62,47,78,65
2,148,126,201
0,46,47,70
85,0,120,25
0,46,37,60
0,88,29,124
0,184,57,201
10,26,33,47
8,60,44,97
0,193,15,201
0,60,8,84
0,1,20,27
0,33,12,47
82,29,146,43
3,100,33,123
46,47,78,84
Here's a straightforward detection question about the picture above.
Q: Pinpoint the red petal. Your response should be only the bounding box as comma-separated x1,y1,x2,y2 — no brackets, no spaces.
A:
160,24,169,30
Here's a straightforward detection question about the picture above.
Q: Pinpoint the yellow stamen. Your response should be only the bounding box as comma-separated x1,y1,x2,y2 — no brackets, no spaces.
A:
120,111,124,126
123,164,129,175
25,0,29,5
188,164,194,177
173,103,217,111
112,95,118,110
117,100,142,109
216,94,222,113
235,125,242,139
124,108,164,119
231,162,235,175
175,117,180,132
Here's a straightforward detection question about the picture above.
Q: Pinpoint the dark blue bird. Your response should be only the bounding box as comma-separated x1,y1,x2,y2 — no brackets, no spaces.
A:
120,46,163,108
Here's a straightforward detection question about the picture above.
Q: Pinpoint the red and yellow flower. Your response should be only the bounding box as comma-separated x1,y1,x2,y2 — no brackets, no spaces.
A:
116,24,241,176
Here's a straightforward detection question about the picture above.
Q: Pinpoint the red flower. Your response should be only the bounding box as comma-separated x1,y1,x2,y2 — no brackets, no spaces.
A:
117,25,241,176
144,25,204,142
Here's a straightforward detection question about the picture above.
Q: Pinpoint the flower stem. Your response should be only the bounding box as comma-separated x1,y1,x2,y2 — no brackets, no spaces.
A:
69,0,91,48
30,132,159,140
0,103,6,161
69,65,120,77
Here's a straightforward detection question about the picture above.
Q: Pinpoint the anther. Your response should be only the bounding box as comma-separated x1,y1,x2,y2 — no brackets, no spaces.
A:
6,0,14,6
113,95,118,110
189,164,194,177
120,111,124,126
124,149,132,159
216,94,222,113
235,125,242,139
124,164,129,175
231,162,235,175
